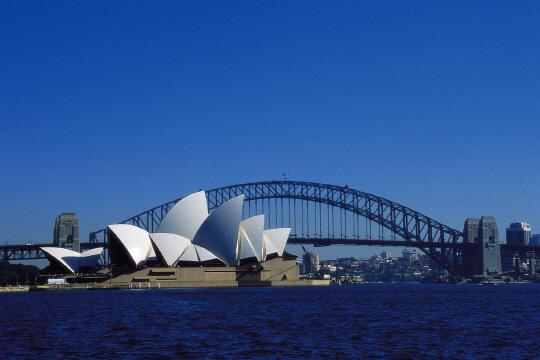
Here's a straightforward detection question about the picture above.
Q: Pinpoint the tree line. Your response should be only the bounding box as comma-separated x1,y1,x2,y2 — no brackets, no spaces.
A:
0,261,40,286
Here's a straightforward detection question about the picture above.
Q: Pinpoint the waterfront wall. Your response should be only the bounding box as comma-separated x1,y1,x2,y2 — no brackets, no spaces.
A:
0,286,30,293
90,258,325,289
85,279,329,289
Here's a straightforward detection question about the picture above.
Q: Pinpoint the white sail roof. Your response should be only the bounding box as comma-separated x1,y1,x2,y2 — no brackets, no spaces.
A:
41,247,103,274
149,233,191,267
263,235,278,259
177,243,200,262
148,247,158,262
239,230,258,262
108,224,152,267
195,245,220,262
262,228,290,257
41,247,81,274
155,191,209,240
80,248,103,268
105,191,292,269
238,215,265,262
193,195,244,266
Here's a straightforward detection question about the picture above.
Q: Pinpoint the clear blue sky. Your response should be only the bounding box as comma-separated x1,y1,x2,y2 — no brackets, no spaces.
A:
1,1,539,264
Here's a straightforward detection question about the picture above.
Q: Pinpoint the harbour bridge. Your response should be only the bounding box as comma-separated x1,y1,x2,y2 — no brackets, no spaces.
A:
2,181,539,276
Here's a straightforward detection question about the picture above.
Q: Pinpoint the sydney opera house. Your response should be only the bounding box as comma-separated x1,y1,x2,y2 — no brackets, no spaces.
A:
41,191,326,288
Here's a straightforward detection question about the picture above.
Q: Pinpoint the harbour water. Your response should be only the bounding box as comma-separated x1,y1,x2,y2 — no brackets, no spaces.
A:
1,283,539,359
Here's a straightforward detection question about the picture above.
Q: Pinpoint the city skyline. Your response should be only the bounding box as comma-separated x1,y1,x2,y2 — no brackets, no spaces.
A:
2,1,539,261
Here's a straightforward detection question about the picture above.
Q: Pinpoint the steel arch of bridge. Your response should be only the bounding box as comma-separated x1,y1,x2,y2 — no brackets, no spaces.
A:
89,181,464,275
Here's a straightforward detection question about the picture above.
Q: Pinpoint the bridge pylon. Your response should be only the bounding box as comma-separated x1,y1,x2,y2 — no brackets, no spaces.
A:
461,217,502,280
53,213,80,252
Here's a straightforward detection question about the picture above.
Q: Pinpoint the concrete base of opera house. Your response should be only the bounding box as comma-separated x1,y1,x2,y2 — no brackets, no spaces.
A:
53,258,330,290
91,279,330,290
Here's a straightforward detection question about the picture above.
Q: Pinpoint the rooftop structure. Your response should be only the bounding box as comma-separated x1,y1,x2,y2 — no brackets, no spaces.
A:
108,191,291,269
41,247,103,274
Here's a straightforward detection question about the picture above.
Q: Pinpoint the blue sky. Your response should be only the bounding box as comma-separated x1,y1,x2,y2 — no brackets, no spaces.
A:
1,1,539,263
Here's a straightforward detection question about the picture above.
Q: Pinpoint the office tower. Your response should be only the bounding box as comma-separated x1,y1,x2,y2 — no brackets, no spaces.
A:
506,222,531,245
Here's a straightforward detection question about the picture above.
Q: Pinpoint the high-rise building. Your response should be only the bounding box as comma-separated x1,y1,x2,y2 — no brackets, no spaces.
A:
53,213,80,252
402,249,417,261
502,223,534,273
506,222,531,245
402,249,410,260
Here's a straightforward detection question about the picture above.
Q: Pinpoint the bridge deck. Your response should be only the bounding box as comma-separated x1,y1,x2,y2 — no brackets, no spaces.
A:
2,241,537,261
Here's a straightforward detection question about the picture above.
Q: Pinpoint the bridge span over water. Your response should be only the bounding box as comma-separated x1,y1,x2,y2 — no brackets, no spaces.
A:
3,181,539,276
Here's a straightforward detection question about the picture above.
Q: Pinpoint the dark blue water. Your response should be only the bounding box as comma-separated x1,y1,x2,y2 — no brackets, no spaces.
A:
1,284,539,359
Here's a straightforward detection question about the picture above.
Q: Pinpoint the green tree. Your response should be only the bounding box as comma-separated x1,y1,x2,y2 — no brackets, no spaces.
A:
0,261,40,286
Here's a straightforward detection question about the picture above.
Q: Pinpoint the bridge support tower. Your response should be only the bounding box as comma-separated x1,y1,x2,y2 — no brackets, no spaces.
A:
461,216,502,280
53,213,80,252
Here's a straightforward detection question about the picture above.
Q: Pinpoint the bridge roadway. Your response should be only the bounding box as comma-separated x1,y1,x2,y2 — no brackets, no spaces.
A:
287,237,469,248
1,240,538,261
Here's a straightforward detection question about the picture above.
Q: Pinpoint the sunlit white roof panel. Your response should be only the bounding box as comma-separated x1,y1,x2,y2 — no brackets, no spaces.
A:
80,248,103,268
262,228,290,256
41,247,81,274
195,245,220,263
178,243,199,262
156,191,209,240
108,224,152,267
193,195,244,266
148,247,158,262
239,231,257,261
239,215,264,261
149,233,191,267
263,235,278,259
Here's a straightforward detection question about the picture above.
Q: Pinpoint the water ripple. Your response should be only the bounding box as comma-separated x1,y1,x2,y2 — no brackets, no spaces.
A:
1,284,540,359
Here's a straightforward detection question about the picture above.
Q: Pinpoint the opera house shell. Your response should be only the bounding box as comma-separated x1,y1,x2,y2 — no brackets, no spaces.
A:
41,247,103,274
107,191,290,269
40,191,328,288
